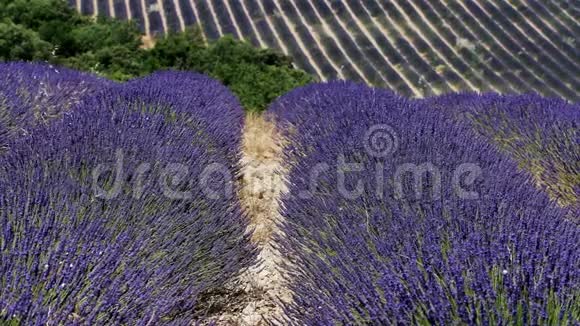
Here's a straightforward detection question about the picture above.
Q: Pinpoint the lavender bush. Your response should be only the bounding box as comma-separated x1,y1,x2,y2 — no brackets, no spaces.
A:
0,75,254,324
269,82,579,324
424,93,579,208
0,62,114,151
121,71,245,164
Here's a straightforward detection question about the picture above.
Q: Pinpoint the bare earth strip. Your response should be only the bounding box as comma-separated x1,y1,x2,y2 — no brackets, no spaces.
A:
206,113,291,325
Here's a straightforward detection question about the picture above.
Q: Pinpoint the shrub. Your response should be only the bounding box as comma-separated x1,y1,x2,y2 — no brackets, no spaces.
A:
148,35,314,112
268,82,579,324
0,73,254,323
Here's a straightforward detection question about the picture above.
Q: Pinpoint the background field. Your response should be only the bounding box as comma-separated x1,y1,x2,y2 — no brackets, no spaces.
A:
68,0,579,101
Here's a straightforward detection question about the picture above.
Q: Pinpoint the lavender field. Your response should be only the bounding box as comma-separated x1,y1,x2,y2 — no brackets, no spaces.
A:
268,82,578,324
69,0,579,101
0,61,578,324
0,63,255,323
0,1,579,324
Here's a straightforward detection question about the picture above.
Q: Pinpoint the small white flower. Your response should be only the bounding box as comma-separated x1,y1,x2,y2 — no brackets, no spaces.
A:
69,263,74,268
44,264,49,269
502,269,508,275
60,283,66,288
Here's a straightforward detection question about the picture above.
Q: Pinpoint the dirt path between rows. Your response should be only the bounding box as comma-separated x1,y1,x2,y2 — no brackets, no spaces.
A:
211,113,291,325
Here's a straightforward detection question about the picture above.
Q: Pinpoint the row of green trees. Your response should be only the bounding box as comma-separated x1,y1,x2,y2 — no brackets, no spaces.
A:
0,0,314,111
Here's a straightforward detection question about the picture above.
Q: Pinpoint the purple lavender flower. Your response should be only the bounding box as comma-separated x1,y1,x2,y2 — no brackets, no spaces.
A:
0,73,254,324
269,82,579,325
121,70,245,164
423,92,579,209
0,62,115,151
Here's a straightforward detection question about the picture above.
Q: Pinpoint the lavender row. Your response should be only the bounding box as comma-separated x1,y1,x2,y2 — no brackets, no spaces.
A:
0,69,254,324
424,93,579,209
116,70,245,166
269,82,579,324
0,62,115,152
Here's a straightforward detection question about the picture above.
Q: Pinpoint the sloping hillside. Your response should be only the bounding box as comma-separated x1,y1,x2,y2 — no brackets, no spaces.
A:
70,0,579,101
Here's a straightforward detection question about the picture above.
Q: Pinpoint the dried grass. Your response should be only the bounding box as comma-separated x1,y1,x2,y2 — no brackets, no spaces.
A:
240,113,288,245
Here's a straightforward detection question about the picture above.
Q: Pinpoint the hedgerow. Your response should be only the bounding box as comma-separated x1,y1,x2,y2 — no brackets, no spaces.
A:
269,82,579,324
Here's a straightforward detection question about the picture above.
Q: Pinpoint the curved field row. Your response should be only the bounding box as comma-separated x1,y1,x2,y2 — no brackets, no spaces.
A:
71,0,579,101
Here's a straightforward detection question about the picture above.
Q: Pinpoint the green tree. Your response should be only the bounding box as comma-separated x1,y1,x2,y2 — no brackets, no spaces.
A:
148,28,205,69
151,34,314,111
0,20,52,61
0,0,314,111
